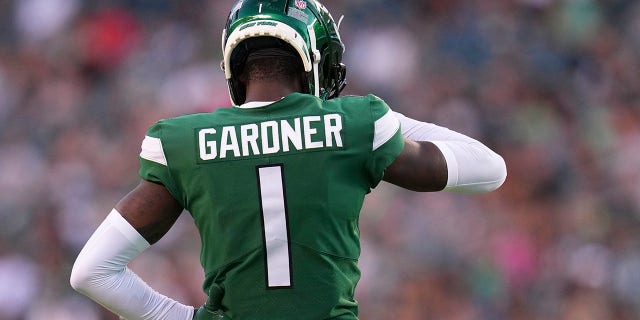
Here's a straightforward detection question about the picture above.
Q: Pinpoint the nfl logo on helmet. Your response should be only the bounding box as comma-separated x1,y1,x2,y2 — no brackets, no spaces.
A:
295,0,307,9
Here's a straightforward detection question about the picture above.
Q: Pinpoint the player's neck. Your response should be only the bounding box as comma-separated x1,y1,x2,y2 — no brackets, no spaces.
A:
244,79,302,103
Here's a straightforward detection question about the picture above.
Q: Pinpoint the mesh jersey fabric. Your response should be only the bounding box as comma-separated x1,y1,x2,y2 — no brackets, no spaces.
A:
139,93,403,319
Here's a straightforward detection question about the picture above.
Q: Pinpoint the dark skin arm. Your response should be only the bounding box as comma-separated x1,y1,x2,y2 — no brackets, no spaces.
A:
115,180,183,244
383,138,448,192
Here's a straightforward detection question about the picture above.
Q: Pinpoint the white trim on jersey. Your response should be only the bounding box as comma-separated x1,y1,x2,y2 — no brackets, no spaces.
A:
237,101,275,109
140,136,168,166
372,110,400,151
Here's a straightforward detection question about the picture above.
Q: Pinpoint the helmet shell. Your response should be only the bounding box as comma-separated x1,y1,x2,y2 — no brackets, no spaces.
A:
222,0,346,105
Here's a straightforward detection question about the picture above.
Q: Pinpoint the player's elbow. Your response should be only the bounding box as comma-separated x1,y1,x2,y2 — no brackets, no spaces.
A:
69,259,89,293
479,151,507,191
477,153,507,192
490,154,507,190
69,255,100,295
445,152,507,193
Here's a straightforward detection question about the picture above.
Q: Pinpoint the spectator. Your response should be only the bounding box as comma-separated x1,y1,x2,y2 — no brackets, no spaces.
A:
0,0,639,319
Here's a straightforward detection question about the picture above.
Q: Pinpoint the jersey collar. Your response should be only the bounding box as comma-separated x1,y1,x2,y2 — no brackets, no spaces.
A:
236,101,276,109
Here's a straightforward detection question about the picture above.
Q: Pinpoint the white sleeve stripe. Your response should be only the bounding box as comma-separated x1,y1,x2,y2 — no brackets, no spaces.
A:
373,111,401,151
140,136,168,166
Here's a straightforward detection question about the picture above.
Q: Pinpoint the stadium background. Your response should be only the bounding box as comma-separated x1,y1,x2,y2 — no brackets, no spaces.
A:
1,0,639,319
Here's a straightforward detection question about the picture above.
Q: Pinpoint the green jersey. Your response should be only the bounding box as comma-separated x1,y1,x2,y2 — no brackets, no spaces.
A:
139,93,403,319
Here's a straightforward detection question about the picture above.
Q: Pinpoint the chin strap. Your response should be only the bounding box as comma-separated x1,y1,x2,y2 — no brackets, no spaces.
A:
307,25,322,98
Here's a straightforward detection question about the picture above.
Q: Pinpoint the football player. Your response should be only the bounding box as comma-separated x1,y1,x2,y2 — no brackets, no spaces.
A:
70,0,507,319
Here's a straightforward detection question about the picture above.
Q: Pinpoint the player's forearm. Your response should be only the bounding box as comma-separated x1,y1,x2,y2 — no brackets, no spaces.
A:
395,111,507,193
430,140,506,193
70,209,194,320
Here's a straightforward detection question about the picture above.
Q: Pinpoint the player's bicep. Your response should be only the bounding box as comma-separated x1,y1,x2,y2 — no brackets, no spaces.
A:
115,180,184,244
383,139,448,192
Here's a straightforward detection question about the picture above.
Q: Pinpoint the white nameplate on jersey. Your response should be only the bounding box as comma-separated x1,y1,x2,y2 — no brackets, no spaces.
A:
198,114,343,161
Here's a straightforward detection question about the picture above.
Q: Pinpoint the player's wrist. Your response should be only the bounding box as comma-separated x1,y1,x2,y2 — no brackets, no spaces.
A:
193,305,226,320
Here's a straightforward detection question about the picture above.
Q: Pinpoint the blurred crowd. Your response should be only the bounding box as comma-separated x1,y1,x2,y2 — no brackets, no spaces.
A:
0,0,639,319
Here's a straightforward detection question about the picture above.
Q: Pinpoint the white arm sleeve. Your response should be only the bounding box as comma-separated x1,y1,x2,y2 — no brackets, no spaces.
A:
70,209,195,320
394,111,507,193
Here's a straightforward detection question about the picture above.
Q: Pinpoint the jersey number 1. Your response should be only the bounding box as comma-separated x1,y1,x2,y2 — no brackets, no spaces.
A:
256,165,293,288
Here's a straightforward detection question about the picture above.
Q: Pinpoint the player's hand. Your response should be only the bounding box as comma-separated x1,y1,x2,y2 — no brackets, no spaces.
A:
193,306,226,320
